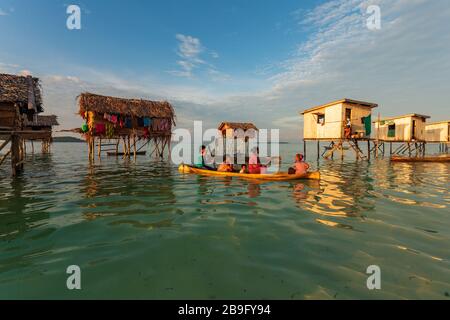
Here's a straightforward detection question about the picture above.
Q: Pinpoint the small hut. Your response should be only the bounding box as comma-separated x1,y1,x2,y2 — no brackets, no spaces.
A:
374,114,430,156
77,92,175,160
425,120,449,153
217,122,258,162
23,115,59,153
218,122,258,139
0,73,43,175
301,99,378,160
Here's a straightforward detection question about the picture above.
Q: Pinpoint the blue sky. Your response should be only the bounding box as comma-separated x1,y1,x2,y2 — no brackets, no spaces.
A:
1,0,449,140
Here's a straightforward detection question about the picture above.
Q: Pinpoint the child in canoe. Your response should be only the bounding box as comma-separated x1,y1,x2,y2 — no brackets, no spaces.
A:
288,153,310,175
248,147,268,174
217,156,234,172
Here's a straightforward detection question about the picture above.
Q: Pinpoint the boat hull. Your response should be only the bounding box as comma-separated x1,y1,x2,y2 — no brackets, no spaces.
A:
178,164,320,181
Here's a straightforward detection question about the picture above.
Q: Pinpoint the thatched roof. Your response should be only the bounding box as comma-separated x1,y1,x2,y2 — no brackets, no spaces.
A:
218,122,258,131
78,93,175,122
0,73,43,112
25,115,59,127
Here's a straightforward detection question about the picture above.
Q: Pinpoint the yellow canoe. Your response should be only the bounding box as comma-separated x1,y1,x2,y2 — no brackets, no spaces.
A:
178,164,320,181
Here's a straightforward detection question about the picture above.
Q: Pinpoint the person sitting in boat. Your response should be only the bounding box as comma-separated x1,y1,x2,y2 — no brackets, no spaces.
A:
288,153,310,175
248,147,268,174
217,156,234,172
239,164,247,174
195,145,215,170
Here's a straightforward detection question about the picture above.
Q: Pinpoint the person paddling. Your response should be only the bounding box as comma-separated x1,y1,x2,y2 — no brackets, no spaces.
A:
195,145,215,170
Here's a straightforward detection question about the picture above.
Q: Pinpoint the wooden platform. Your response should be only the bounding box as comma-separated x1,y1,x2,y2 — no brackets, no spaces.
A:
391,155,450,163
107,151,146,156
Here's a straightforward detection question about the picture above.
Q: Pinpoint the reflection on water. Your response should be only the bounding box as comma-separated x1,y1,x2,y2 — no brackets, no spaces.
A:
0,143,449,299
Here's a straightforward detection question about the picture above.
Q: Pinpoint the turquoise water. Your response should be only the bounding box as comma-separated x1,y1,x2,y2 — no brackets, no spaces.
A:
0,142,449,299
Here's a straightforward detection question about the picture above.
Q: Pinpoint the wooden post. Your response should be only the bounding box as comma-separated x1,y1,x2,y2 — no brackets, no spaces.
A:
303,140,306,160
133,135,137,160
116,139,119,155
127,136,131,158
367,140,371,160
0,149,11,167
0,137,11,152
11,134,21,176
31,140,34,154
98,138,102,158
122,137,127,158
317,140,320,160
168,136,172,160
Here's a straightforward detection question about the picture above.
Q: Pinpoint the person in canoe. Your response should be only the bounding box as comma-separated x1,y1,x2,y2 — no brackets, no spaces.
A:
248,147,268,174
288,153,310,175
239,164,247,174
195,145,215,170
217,156,234,172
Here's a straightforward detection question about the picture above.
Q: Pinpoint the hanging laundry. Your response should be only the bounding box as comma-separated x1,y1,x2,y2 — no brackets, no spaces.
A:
143,117,151,127
144,127,150,138
95,123,106,135
111,115,118,124
125,117,132,128
137,117,144,127
106,123,114,138
81,123,89,133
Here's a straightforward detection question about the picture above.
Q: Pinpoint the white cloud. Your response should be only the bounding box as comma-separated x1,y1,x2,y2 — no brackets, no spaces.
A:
176,34,203,59
0,9,8,16
18,69,32,76
170,34,228,81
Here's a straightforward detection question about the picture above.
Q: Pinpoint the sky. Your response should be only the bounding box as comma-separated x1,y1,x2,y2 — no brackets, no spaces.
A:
0,0,449,140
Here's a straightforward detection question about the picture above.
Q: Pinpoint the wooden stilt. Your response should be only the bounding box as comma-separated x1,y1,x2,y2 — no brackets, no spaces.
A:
317,140,320,161
11,134,22,176
367,140,371,160
98,138,102,158
0,149,11,167
303,140,306,160
0,137,11,152
133,135,137,160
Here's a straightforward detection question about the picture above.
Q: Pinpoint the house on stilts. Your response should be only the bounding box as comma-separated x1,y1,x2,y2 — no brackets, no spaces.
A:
301,99,377,160
76,93,175,160
373,114,430,156
217,122,258,162
0,73,44,176
425,120,449,153
23,115,59,153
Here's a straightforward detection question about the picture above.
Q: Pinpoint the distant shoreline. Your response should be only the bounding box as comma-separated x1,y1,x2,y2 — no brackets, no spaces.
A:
53,136,85,143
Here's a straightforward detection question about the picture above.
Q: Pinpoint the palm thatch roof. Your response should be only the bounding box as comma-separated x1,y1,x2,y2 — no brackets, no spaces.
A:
0,73,43,112
218,122,258,131
24,115,59,127
78,92,175,124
